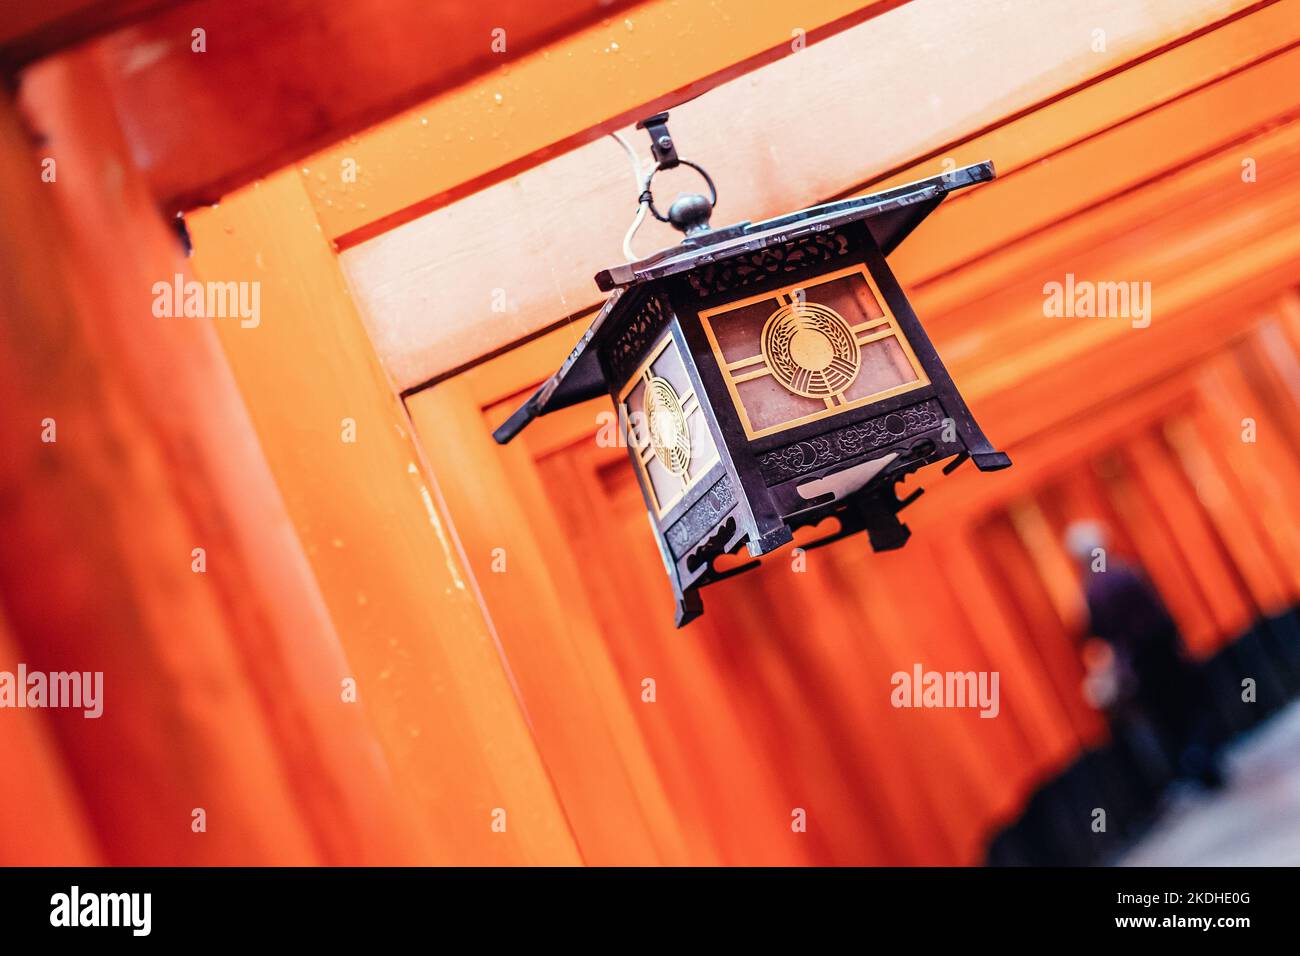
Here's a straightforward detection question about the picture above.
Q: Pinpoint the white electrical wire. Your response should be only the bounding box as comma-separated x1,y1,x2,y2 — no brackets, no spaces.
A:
610,131,653,262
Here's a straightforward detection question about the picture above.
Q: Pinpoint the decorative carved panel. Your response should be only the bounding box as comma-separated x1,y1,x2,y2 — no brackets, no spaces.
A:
685,230,852,298
756,399,945,485
606,293,669,385
665,473,737,557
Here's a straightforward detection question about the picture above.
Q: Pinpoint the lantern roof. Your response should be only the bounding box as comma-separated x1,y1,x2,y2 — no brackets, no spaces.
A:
493,160,994,444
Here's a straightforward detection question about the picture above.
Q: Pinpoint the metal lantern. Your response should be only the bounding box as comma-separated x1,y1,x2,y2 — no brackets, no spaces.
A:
495,113,1010,625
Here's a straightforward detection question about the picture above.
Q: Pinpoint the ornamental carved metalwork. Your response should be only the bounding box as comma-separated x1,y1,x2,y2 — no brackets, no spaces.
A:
686,230,852,298
761,300,861,399
666,473,736,556
645,376,691,477
607,293,669,384
757,399,946,486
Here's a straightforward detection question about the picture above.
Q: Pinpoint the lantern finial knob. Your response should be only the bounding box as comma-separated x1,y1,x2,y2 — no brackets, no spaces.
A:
667,192,713,236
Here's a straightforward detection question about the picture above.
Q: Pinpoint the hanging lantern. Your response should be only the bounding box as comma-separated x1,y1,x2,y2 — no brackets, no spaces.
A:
494,113,1010,625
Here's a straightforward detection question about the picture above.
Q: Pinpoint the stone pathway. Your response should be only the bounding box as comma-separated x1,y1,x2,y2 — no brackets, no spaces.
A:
1118,700,1300,866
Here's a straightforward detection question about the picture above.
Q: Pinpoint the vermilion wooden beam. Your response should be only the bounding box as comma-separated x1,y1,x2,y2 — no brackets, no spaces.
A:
54,0,645,213
471,114,1300,491
185,172,587,866
0,0,174,70
337,0,1276,390
302,0,911,245
0,610,102,865
2,52,420,864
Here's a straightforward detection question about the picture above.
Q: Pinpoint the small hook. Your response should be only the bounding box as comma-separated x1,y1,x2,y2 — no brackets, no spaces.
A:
636,112,717,236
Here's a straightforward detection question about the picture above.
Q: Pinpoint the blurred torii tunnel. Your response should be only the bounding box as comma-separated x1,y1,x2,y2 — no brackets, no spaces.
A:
2,0,1300,866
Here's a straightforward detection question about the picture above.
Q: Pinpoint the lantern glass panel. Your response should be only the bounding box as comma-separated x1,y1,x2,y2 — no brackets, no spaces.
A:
699,264,930,439
841,335,919,402
619,332,719,515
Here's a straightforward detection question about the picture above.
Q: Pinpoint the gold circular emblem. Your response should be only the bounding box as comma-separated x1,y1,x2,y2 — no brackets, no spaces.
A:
644,376,691,476
761,301,861,398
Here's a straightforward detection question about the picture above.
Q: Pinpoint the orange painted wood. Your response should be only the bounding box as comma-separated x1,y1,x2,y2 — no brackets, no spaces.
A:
913,375,1194,537
423,302,1300,862
537,447,751,863
1096,450,1221,652
379,0,1300,865
0,88,310,865
858,543,1014,862
7,0,1293,869
892,39,1300,286
1165,412,1292,614
185,172,583,866
479,111,1300,520
0,608,102,865
534,429,955,863
0,0,173,69
1201,337,1300,531
937,246,1300,515
1008,498,1089,634
407,362,1271,863
339,0,1271,388
77,0,644,212
406,378,691,865
929,150,1300,411
853,0,1300,203
1123,432,1255,654
5,53,417,865
914,134,1300,467
934,533,1080,805
913,112,1300,327
395,161,1300,867
308,0,910,246
1235,295,1300,473
979,515,1106,745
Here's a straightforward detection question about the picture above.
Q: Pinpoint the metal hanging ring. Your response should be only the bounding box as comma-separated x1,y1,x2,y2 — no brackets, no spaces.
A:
640,160,718,223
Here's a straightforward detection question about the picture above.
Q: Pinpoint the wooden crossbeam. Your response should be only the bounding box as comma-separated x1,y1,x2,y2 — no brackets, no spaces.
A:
21,0,648,212
474,113,1300,467
0,0,174,70
1,56,428,865
302,0,911,245
336,0,1279,390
